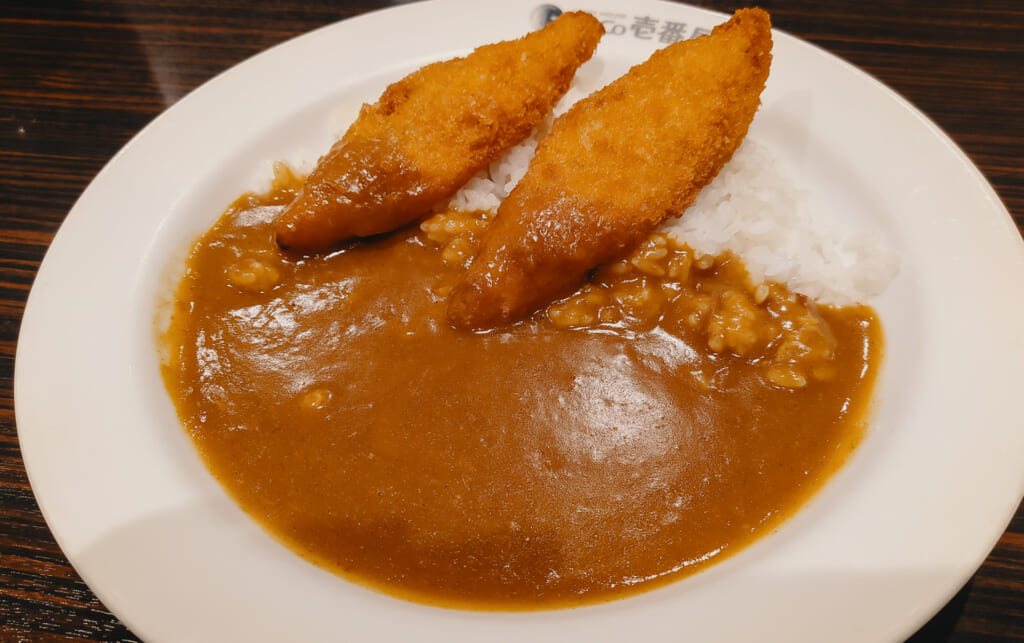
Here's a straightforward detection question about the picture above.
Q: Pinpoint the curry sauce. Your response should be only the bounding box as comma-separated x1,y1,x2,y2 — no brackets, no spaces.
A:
161,171,882,609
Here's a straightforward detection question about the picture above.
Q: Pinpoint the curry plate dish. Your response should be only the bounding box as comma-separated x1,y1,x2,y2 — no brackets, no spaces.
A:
160,9,883,609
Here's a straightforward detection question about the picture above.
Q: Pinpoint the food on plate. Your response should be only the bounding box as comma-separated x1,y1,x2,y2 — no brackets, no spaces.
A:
447,8,772,329
160,8,893,610
162,162,881,608
273,11,604,249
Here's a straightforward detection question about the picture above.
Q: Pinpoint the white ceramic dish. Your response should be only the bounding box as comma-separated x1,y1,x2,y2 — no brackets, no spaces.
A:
15,1,1024,641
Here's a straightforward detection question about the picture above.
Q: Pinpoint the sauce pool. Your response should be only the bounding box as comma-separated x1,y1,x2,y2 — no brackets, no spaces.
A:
161,172,882,609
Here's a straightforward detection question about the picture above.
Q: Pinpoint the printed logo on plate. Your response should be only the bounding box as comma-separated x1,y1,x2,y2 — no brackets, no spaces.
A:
533,4,711,41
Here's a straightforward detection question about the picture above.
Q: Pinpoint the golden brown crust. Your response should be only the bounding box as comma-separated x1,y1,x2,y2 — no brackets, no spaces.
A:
275,12,604,249
447,8,773,330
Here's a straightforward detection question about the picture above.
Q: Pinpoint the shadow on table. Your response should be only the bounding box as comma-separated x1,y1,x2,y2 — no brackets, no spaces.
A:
906,582,972,642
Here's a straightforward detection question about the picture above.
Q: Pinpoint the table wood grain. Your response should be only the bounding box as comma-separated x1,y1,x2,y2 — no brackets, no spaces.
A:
1,0,1021,640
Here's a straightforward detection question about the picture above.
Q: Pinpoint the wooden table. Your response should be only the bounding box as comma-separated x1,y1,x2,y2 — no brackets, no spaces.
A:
1,0,1021,640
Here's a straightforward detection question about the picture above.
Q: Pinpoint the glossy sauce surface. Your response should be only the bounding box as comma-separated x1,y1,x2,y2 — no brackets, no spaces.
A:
162,174,882,609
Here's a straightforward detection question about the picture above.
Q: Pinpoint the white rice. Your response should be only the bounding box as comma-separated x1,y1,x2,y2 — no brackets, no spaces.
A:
442,107,898,306
445,127,546,214
666,139,899,305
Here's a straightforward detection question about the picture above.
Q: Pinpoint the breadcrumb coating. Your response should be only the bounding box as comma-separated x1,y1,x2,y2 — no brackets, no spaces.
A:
448,8,773,330
275,12,604,249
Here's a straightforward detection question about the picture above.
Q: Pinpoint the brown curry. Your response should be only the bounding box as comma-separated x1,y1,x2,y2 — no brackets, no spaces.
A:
161,168,881,609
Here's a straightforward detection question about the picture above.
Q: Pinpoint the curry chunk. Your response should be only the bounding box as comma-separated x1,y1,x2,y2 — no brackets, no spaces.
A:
274,11,604,249
447,8,772,329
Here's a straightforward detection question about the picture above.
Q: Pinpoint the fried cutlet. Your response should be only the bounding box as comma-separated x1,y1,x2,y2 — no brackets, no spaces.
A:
447,8,773,330
274,11,604,250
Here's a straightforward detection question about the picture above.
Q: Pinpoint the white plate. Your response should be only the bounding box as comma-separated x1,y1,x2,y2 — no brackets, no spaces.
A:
15,1,1024,641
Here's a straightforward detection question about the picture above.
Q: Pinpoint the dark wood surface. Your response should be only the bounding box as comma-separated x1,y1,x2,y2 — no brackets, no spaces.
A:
1,0,1021,640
